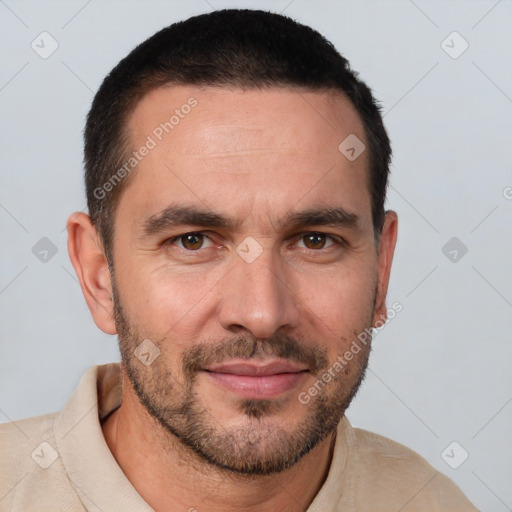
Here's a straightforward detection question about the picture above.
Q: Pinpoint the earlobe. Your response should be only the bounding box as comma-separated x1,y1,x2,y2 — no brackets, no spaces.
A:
372,211,398,327
66,212,117,335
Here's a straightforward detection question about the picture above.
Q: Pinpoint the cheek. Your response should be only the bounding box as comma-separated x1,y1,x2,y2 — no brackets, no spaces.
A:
117,260,223,336
114,236,378,346
296,268,377,373
298,264,377,331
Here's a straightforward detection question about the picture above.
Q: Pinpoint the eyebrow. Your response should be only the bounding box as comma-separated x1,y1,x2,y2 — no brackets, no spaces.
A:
139,204,361,238
277,207,360,231
140,205,236,238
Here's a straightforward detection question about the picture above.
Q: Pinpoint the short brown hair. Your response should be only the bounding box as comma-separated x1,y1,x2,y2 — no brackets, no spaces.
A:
84,9,391,263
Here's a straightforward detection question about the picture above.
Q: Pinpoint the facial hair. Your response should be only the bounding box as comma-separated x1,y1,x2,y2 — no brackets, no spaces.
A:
112,279,374,476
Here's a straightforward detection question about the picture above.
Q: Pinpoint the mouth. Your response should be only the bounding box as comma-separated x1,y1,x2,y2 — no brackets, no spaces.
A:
202,359,309,399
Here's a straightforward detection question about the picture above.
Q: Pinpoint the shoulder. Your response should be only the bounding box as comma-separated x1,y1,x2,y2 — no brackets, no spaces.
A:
0,412,58,473
1,410,57,438
352,425,434,468
0,413,85,511
348,425,479,511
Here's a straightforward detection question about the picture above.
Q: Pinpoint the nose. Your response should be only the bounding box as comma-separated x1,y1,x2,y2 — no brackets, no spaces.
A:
217,247,302,339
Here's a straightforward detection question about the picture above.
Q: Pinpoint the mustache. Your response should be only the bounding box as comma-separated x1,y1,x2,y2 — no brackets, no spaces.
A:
182,334,329,378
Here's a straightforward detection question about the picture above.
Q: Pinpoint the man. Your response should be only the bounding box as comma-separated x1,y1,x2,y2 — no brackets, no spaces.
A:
0,9,477,512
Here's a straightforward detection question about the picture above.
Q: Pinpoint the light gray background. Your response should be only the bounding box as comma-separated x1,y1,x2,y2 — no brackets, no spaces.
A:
1,0,511,510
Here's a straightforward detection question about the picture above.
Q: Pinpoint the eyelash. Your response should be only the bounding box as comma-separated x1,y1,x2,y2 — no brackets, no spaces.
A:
165,231,346,251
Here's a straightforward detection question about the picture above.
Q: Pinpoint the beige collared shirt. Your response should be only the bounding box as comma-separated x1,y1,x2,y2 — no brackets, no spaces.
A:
0,363,478,511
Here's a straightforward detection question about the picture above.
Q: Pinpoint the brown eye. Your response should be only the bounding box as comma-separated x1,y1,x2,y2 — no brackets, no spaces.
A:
180,233,204,250
302,233,327,249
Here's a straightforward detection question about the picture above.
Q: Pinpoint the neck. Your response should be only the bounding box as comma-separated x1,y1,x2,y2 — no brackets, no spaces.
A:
102,374,338,512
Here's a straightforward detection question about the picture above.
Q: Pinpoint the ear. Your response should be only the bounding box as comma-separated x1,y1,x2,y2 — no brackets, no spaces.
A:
66,212,117,335
372,210,398,327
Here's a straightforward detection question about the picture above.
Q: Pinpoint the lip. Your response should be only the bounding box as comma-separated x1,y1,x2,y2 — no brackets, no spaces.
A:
203,359,309,399
205,359,308,376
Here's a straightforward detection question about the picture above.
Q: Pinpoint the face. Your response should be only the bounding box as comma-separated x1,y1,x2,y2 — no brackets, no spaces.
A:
109,86,392,475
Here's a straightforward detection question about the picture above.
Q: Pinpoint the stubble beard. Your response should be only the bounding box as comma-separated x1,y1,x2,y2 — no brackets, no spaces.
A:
112,280,374,476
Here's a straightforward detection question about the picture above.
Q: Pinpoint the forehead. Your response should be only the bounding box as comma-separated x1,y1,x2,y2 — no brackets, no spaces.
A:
129,85,366,154
118,85,371,230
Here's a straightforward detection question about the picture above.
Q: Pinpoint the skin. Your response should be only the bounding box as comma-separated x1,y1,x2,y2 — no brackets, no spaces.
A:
67,86,397,512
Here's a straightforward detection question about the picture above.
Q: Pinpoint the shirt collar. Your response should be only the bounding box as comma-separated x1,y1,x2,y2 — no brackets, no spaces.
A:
54,363,153,512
